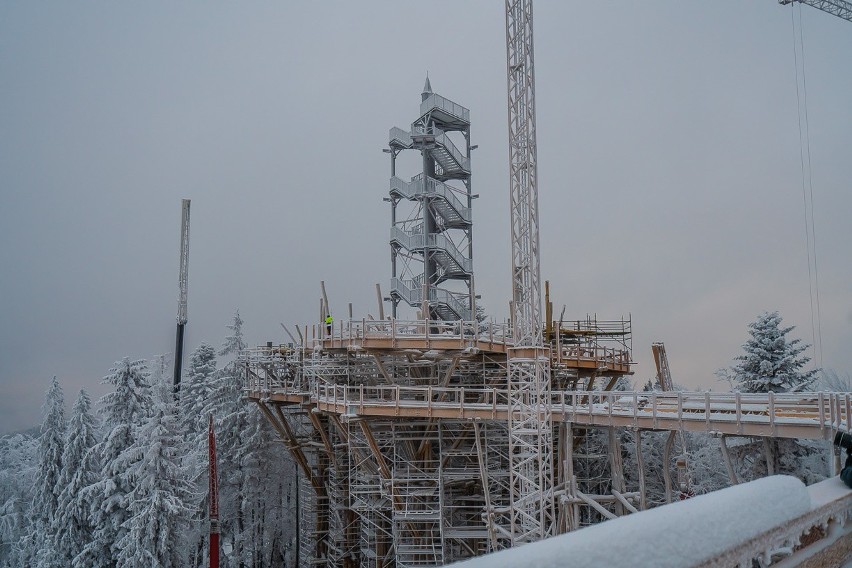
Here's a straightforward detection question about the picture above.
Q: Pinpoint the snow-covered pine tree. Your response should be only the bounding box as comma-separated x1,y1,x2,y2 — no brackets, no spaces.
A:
219,310,246,358
53,390,99,566
718,312,825,484
19,377,66,567
115,376,193,568
76,358,152,568
718,311,818,393
235,397,292,567
179,344,218,566
0,433,38,567
206,355,249,565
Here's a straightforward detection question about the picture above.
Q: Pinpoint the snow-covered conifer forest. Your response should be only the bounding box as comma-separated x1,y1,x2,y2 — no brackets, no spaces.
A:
0,311,839,566
0,312,295,567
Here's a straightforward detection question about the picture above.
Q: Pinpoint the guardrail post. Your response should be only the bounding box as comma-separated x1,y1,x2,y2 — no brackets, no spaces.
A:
705,392,711,430
768,392,776,436
677,392,683,429
819,392,825,436
652,393,658,429
735,392,743,435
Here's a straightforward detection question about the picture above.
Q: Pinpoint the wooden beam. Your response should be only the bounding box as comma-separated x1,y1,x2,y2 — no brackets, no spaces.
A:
720,434,739,485
255,401,326,497
663,430,675,504
634,429,647,510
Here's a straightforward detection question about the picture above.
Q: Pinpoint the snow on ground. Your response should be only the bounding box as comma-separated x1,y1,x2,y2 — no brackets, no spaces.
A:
449,476,812,568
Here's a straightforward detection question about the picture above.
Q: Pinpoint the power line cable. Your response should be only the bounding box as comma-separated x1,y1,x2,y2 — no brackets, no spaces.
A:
796,5,825,369
791,6,819,367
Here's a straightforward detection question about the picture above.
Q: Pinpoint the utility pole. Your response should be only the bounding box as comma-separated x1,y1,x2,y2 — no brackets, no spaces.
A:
173,199,191,391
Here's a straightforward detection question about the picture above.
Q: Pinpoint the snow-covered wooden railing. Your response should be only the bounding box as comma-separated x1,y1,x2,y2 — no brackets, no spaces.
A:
446,476,852,568
250,381,852,440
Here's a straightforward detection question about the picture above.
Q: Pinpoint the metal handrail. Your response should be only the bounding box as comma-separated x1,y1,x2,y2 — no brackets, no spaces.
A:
390,277,470,320
420,93,470,123
390,227,473,273
410,125,470,172
257,379,852,438
389,175,471,223
389,126,412,148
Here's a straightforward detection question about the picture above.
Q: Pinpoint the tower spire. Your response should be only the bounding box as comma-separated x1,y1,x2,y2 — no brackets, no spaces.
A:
421,73,432,102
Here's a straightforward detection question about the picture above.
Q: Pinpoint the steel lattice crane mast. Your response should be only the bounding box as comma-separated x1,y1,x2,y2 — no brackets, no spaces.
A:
779,0,852,22
504,0,554,545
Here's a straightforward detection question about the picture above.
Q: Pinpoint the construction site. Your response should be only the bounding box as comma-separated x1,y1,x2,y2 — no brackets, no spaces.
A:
240,1,852,566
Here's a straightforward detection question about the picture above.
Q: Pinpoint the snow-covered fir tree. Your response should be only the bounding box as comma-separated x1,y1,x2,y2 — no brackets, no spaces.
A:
182,343,218,438
219,310,246,358
53,390,99,566
77,359,152,568
20,377,66,567
115,376,193,568
207,312,292,566
0,433,37,567
717,311,818,393
717,312,825,484
178,344,218,566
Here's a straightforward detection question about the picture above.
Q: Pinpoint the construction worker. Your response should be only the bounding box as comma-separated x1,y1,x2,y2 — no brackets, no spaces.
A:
325,313,333,336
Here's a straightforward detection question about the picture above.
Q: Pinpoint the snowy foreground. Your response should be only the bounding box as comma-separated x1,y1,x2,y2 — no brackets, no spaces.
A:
449,476,851,568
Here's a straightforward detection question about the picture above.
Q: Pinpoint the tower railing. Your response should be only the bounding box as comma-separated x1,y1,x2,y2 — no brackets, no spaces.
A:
420,93,470,123
390,175,471,224
390,277,471,320
410,125,470,172
390,226,473,274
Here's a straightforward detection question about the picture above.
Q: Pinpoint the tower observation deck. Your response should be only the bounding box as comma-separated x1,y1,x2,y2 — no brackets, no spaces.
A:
388,78,475,321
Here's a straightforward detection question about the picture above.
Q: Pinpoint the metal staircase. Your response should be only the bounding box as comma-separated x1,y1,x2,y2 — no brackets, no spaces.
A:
387,78,476,323
389,175,471,229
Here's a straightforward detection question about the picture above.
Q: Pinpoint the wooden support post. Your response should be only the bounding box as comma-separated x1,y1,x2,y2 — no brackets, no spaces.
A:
720,434,739,485
359,420,392,480
307,407,334,460
763,437,775,476
634,429,647,510
663,431,675,504
372,354,392,384
575,490,617,520
321,280,330,317
376,283,385,320
608,427,625,517
255,401,326,497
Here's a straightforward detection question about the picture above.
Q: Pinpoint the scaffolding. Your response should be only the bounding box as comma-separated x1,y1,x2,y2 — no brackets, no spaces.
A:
245,84,640,567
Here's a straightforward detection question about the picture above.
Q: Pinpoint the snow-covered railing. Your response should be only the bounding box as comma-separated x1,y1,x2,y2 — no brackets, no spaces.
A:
313,318,512,349
446,476,852,568
304,385,852,440
420,92,470,123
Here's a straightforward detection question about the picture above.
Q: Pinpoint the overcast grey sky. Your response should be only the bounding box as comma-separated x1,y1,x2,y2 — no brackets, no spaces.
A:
1,2,850,433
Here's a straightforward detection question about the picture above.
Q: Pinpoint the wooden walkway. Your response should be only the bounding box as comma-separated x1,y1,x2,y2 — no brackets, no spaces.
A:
247,382,852,441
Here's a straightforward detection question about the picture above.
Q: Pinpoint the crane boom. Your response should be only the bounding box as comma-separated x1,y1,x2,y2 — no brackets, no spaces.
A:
779,0,852,22
173,199,191,390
